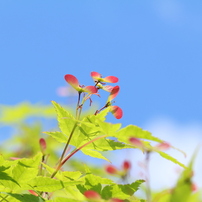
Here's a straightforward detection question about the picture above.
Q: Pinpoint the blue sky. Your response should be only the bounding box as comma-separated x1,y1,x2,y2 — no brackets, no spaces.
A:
1,0,202,190
1,1,202,127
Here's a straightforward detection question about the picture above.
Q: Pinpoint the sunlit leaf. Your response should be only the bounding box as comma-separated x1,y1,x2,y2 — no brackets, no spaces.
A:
81,149,110,162
0,193,44,202
77,167,114,195
0,153,42,191
43,131,67,143
101,180,145,200
28,176,82,192
46,197,83,202
0,102,56,124
157,150,186,169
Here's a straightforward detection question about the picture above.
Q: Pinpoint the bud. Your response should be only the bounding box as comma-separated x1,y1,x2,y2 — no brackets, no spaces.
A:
39,138,46,153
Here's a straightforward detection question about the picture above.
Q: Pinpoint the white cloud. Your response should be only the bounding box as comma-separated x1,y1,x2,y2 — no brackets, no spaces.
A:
96,117,202,193
141,117,202,190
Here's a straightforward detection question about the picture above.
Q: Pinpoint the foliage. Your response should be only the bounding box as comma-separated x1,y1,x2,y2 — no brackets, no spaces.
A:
0,71,201,202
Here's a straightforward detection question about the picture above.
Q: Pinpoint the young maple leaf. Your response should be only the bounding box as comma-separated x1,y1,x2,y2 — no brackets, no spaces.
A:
64,74,97,94
91,71,119,83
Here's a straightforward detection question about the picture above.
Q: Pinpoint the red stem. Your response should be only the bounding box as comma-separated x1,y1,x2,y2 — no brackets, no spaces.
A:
51,134,107,178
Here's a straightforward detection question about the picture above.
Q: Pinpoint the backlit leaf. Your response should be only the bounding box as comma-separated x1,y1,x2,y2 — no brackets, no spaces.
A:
101,180,145,200
157,151,186,169
43,131,67,143
28,176,82,192
81,149,110,162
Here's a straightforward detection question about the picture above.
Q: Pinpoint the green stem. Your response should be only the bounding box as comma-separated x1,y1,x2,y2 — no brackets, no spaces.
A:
58,123,77,165
77,93,90,119
39,154,46,175
76,92,81,118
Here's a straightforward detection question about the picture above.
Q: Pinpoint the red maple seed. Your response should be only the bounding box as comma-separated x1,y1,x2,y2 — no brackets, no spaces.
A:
109,106,123,119
155,142,171,151
108,86,120,102
64,74,97,94
105,165,118,174
122,160,131,171
91,71,119,83
129,137,144,148
102,85,114,92
84,190,101,199
28,190,38,196
110,198,124,202
191,183,197,192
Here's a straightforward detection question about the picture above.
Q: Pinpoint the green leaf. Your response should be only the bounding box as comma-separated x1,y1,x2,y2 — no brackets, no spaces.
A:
77,168,114,195
81,149,110,162
0,102,56,125
0,170,20,191
47,102,127,161
114,125,186,168
0,193,44,202
83,138,133,151
41,163,83,182
58,171,83,181
46,197,83,202
12,153,42,185
94,108,110,121
78,117,101,136
43,131,67,143
81,113,121,137
115,125,163,143
157,150,186,169
95,119,121,136
101,180,145,200
0,153,42,191
0,156,19,191
63,186,86,201
51,101,88,148
28,176,82,192
51,101,77,135
80,138,134,162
